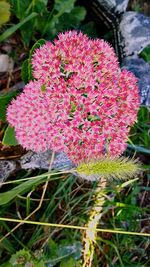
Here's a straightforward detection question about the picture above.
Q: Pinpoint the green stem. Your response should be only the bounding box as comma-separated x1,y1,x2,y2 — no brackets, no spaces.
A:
82,178,107,267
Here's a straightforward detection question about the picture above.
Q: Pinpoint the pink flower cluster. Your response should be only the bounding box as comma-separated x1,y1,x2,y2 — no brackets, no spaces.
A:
7,31,140,164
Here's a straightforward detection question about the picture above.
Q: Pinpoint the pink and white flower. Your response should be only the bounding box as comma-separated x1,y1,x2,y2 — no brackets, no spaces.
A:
7,31,140,164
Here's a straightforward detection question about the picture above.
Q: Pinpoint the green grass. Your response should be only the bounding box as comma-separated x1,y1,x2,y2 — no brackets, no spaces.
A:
0,106,149,267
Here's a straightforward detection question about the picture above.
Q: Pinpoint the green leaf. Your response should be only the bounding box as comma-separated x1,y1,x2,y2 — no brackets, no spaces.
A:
139,44,150,62
67,6,86,24
45,6,86,39
0,1,10,27
0,12,37,42
119,178,139,188
42,2,86,39
29,39,46,59
20,20,35,46
88,115,100,122
0,262,13,267
80,21,98,38
58,242,82,261
45,242,81,266
41,84,46,92
33,0,48,13
0,174,48,205
21,39,46,83
9,0,31,20
33,260,45,267
54,0,75,13
0,224,16,253
44,17,59,39
21,58,30,84
2,125,18,146
48,239,58,257
0,91,19,122
54,6,86,32
60,257,76,267
9,249,31,266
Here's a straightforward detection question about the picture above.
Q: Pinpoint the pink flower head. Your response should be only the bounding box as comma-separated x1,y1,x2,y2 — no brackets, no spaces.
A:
7,31,140,164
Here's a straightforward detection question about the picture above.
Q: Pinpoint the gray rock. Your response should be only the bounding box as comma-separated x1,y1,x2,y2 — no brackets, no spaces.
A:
123,57,150,106
51,152,74,170
97,0,116,10
20,150,74,171
10,81,25,91
120,12,150,57
96,0,129,13
0,54,14,72
0,160,16,186
0,151,73,187
115,0,129,13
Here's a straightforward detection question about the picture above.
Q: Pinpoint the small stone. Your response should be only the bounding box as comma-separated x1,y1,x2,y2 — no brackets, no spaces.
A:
10,81,25,91
0,54,14,72
0,160,16,187
20,151,51,170
20,150,74,171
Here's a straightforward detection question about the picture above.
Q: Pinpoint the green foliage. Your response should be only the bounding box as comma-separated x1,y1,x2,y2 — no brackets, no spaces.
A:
29,39,46,57
0,12,37,42
0,91,19,122
128,106,150,152
47,6,86,37
2,125,18,146
139,44,150,62
1,241,81,267
0,173,49,205
9,249,31,266
80,21,98,38
5,0,86,46
0,1,10,27
60,257,76,267
132,3,141,13
21,39,46,83
127,144,150,154
0,90,19,147
2,249,45,267
54,0,75,13
21,59,30,84
0,164,149,266
44,240,81,266
1,262,12,267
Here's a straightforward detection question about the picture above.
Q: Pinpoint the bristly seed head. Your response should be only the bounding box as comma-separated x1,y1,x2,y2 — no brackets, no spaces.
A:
75,156,142,181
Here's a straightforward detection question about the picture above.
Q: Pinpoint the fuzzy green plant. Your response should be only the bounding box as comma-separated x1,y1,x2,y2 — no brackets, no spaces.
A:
75,156,141,181
78,156,141,266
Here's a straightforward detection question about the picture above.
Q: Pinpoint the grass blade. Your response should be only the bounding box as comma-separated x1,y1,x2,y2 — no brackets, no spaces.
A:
0,217,150,237
0,12,37,42
127,144,150,154
0,174,47,205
